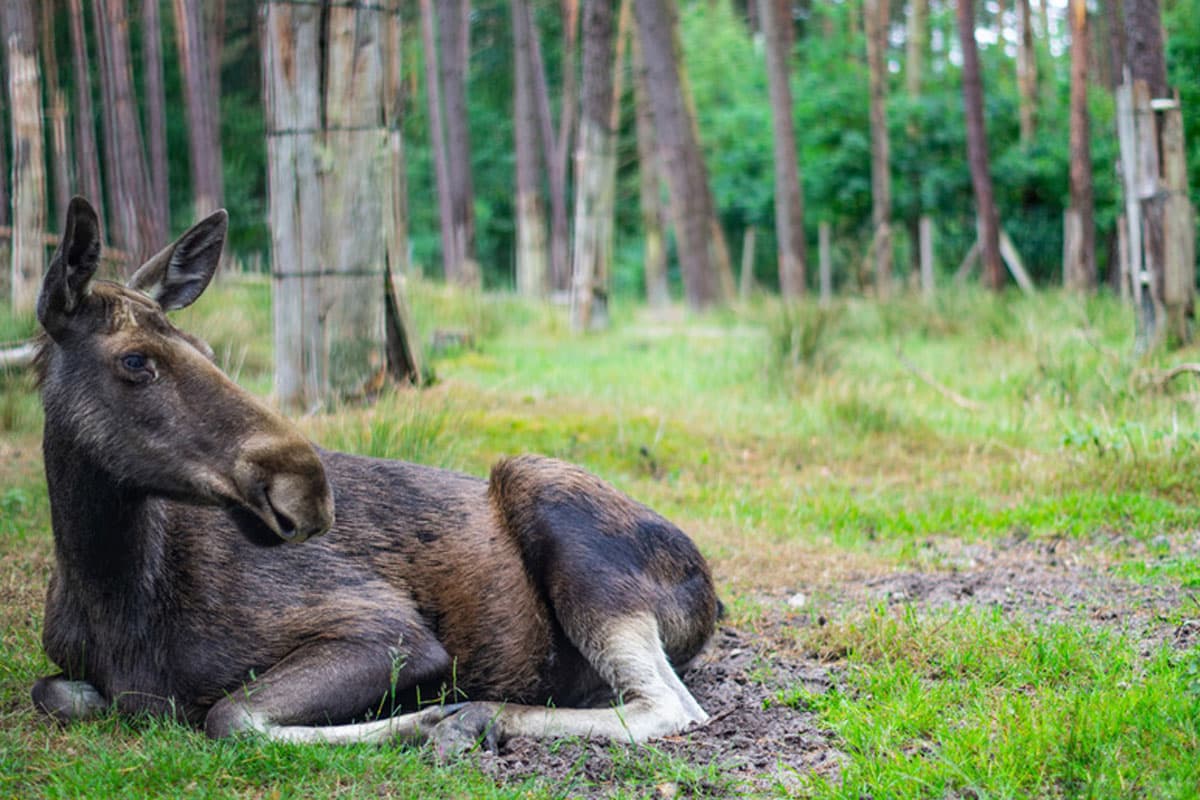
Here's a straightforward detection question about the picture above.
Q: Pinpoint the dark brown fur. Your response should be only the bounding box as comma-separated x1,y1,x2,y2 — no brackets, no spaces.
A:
32,198,719,747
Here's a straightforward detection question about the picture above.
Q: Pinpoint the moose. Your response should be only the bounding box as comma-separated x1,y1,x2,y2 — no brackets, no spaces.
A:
30,197,719,752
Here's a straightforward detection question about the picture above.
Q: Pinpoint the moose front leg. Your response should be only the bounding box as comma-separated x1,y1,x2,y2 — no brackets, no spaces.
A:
32,674,108,724
204,638,461,745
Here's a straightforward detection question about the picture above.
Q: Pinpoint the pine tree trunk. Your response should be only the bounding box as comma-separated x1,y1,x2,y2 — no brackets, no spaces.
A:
39,0,72,232
760,0,806,298
67,0,104,222
173,0,224,217
437,0,479,286
142,0,170,235
512,0,548,297
93,0,157,265
956,0,1003,290
634,0,725,309
570,0,618,330
1016,0,1037,143
3,0,45,313
632,29,668,307
1065,0,1095,291
419,0,460,285
865,0,892,296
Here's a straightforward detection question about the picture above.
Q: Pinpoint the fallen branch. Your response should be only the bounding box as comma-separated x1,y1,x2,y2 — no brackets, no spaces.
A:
896,347,982,411
1152,363,1200,390
0,340,37,370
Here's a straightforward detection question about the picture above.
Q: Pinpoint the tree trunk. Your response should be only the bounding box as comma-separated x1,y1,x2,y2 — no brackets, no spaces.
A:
419,0,460,285
173,0,224,218
512,0,548,297
956,0,1003,290
631,28,668,307
263,0,324,410
94,0,158,265
67,0,104,221
865,0,892,296
527,5,576,294
437,0,479,286
905,0,927,98
142,0,170,226
570,0,618,330
40,0,73,232
323,2,389,396
634,0,726,309
1015,0,1037,143
760,0,806,298
3,0,45,313
1065,0,1095,291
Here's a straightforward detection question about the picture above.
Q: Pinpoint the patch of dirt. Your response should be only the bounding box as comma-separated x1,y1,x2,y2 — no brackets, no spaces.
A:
465,533,1200,796
473,625,842,797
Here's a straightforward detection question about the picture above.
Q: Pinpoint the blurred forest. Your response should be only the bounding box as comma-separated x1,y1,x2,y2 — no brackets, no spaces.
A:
2,0,1198,318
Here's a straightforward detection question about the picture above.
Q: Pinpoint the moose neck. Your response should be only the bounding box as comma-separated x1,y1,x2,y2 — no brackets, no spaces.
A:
42,422,166,594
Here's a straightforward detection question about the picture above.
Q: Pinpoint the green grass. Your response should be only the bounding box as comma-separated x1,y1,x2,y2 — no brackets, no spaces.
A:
4,281,1200,796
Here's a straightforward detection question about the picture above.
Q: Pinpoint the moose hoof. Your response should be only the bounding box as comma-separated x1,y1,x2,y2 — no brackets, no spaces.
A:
429,703,502,759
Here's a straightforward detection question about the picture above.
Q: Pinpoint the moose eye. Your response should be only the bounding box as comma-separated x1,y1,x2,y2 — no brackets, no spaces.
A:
121,353,148,372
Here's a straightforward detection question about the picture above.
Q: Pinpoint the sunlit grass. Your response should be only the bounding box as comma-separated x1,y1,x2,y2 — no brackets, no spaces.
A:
5,281,1200,795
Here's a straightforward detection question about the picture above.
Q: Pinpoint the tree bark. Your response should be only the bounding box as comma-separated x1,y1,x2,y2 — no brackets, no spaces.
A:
527,4,576,293
865,0,892,296
631,27,668,307
437,0,479,286
634,0,726,309
263,0,324,409
419,0,460,285
173,0,224,217
94,0,158,265
760,0,806,298
142,0,170,226
905,0,927,98
512,0,548,297
40,0,73,232
3,0,45,313
67,0,104,221
956,0,1003,290
1065,0,1095,291
1016,0,1037,143
570,0,618,330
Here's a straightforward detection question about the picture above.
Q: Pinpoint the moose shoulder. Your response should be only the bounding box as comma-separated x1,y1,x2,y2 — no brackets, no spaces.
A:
31,197,719,750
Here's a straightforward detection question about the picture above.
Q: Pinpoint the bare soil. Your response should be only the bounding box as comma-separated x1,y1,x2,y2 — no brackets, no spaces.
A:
468,533,1198,798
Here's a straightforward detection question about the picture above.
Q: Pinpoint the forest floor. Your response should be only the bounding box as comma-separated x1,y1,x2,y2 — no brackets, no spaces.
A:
3,280,1199,798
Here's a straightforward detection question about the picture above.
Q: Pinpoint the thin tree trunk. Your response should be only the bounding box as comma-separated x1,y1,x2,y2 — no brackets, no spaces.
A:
865,0,892,296
527,3,576,293
174,0,224,218
420,0,459,283
760,0,806,298
1065,0,1095,291
142,0,170,226
1016,0,1037,143
94,0,157,265
570,0,618,331
40,0,73,231
512,0,548,297
263,0,324,410
4,0,45,313
956,0,1003,290
67,0,103,220
905,0,927,97
437,0,479,286
634,0,725,308
632,28,668,307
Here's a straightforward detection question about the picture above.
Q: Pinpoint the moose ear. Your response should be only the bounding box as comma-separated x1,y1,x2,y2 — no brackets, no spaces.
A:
128,209,228,311
38,197,102,338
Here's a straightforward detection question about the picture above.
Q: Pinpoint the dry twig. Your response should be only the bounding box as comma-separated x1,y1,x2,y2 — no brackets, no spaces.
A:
895,347,982,411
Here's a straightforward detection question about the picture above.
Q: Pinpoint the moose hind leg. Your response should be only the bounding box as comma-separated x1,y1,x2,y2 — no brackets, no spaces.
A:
437,613,708,747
